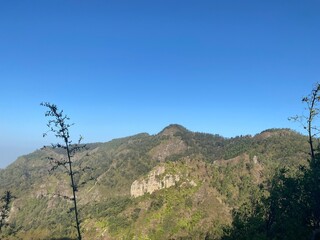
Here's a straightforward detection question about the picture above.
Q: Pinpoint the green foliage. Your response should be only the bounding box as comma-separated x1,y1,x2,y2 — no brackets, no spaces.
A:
223,83,320,240
0,191,13,236
223,135,253,159
108,215,131,233
131,208,141,221
0,123,312,239
223,166,313,240
81,196,132,223
149,197,164,211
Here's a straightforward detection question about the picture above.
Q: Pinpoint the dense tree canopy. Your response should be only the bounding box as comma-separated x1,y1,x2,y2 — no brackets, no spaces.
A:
223,83,320,240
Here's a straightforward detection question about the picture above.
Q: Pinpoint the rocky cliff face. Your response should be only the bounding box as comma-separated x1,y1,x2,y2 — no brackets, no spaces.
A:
130,165,180,197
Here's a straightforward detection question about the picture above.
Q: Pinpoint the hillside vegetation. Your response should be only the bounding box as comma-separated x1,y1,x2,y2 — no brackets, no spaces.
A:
0,124,310,239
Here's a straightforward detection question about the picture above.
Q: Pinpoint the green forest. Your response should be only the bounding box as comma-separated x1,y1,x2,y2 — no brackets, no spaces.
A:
0,84,320,240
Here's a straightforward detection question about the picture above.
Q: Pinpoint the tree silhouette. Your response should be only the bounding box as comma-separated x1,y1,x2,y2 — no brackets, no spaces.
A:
223,83,320,240
41,102,83,240
290,83,320,237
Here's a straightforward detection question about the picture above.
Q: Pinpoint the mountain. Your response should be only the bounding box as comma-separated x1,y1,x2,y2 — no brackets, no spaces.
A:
0,124,309,239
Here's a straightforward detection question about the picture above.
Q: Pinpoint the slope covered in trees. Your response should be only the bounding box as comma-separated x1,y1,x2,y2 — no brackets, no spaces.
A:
0,123,310,239
223,83,320,240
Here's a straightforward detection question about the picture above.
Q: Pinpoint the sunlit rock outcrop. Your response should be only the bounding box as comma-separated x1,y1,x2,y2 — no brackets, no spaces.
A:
130,165,180,197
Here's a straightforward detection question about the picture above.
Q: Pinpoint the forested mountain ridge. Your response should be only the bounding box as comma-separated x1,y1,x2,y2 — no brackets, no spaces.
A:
0,124,310,239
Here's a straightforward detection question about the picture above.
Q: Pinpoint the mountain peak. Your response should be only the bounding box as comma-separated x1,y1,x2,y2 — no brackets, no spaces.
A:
158,124,189,136
255,128,298,139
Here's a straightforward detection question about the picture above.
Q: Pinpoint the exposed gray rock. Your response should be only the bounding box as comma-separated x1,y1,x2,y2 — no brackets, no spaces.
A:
130,166,180,197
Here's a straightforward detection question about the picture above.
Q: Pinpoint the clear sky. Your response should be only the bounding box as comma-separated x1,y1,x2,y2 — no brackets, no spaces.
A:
0,1,319,168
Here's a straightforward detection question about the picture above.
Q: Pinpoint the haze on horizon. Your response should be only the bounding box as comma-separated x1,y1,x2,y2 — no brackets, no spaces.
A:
1,1,319,168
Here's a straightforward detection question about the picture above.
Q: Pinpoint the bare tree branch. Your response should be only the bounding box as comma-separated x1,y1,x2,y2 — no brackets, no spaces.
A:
41,102,82,240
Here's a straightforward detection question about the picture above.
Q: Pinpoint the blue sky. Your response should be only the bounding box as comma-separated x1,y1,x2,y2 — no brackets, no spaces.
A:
0,1,319,168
